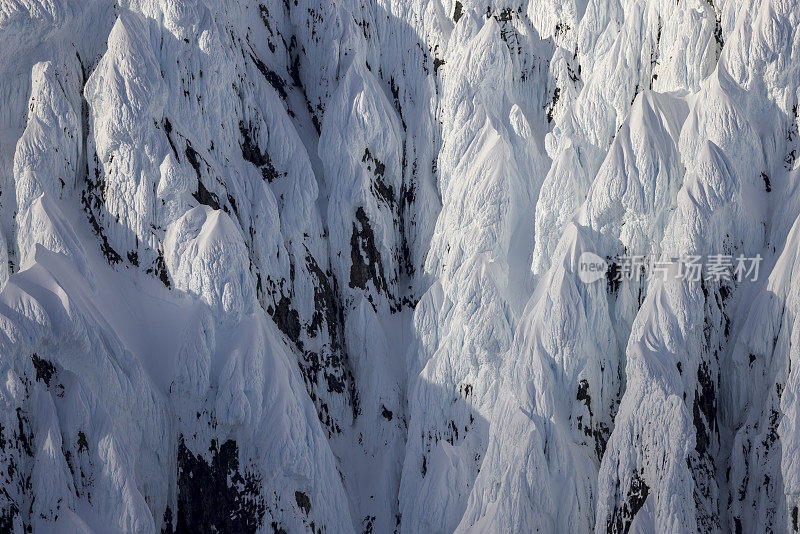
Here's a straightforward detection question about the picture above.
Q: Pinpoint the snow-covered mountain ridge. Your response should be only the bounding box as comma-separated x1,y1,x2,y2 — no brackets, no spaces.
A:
0,0,798,532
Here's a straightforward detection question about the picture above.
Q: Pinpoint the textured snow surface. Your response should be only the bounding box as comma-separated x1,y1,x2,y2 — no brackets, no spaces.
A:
1,0,800,532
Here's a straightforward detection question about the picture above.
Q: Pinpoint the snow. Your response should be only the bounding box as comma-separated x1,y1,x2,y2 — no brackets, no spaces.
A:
1,0,800,532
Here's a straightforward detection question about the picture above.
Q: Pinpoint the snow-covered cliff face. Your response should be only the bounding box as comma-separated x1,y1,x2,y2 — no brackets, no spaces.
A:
1,0,799,532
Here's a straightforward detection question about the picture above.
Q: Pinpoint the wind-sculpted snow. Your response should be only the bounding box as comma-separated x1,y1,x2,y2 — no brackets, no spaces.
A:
456,88,688,533
455,222,617,533
533,0,720,275
14,59,85,271
597,141,759,533
85,11,168,269
399,8,550,533
0,199,353,532
2,0,800,532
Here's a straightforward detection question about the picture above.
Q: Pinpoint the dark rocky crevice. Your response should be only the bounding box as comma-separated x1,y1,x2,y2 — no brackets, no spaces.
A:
349,207,389,298
606,471,650,534
176,437,266,533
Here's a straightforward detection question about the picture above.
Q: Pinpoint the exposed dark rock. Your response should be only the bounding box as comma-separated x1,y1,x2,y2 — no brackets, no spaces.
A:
31,353,56,386
453,1,464,22
239,122,281,182
176,438,266,533
193,177,221,211
77,431,89,453
693,361,716,456
349,207,389,296
294,491,311,516
249,53,288,100
270,295,302,343
163,117,179,159
607,471,650,534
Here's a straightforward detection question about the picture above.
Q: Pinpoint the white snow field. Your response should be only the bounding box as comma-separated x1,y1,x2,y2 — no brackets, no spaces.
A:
0,0,799,532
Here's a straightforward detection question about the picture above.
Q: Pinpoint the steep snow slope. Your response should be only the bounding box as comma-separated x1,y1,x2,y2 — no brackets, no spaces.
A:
1,0,800,532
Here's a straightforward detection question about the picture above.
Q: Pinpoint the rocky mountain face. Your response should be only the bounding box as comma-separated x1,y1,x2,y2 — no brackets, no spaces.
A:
0,0,799,532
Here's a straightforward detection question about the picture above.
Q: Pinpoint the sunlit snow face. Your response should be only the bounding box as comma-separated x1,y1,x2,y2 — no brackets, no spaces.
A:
2,0,797,532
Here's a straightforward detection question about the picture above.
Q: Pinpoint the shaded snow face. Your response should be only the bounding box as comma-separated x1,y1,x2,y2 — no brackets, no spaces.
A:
1,0,800,533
